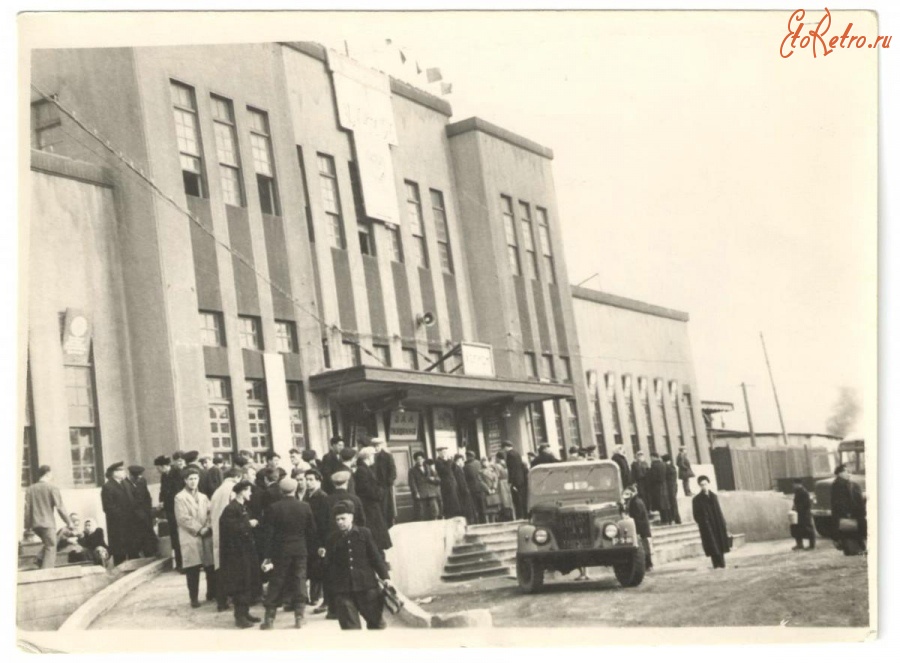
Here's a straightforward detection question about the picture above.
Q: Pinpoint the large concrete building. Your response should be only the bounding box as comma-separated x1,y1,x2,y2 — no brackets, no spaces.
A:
25,43,593,520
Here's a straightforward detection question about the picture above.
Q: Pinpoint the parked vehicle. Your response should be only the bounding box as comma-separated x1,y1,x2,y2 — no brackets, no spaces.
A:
811,436,866,554
515,460,644,593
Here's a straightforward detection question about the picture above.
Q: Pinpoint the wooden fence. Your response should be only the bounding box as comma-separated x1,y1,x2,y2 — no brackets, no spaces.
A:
711,445,833,492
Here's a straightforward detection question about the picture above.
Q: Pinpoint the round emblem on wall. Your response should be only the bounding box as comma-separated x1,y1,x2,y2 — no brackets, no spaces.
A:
70,315,88,337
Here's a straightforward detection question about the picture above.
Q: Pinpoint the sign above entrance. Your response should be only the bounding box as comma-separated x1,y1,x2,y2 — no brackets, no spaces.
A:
460,342,495,377
390,410,419,441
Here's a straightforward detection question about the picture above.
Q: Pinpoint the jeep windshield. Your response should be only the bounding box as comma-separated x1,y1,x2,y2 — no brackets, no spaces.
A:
528,463,621,508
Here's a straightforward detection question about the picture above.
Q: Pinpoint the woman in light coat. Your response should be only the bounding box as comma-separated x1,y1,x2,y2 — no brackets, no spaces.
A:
478,458,501,524
175,467,216,607
494,454,515,522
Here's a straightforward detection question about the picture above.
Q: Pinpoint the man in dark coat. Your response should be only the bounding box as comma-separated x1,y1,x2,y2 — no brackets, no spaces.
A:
101,462,136,565
324,502,393,630
623,485,653,571
434,447,461,518
354,447,393,552
326,472,367,527
531,443,560,467
631,450,649,500
830,464,866,552
408,451,442,521
127,465,158,557
692,475,730,568
453,454,477,523
662,454,682,525
501,441,528,519
791,479,815,550
645,453,670,523
218,480,262,628
463,452,485,524
199,455,224,498
337,447,358,495
259,477,318,630
256,450,285,489
676,446,695,496
321,436,345,494
610,444,631,489
371,438,398,528
156,455,183,569
303,469,330,611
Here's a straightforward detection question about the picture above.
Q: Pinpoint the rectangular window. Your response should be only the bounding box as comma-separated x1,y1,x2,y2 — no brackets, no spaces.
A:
199,310,225,347
553,400,566,449
32,100,63,153
519,202,539,280
297,147,315,243
526,403,548,450
348,162,376,256
606,372,622,446
358,221,376,257
245,380,270,461
524,352,538,380
207,377,234,452
639,377,656,455
22,364,37,487
565,399,581,447
247,108,279,215
536,207,556,283
275,320,298,353
210,95,244,207
66,365,100,486
287,382,306,450
372,344,391,367
559,356,572,383
401,347,418,370
317,154,345,250
342,341,361,367
238,315,262,351
170,81,205,198
430,189,453,274
540,354,555,381
589,374,607,458
427,350,445,373
501,195,521,276
387,225,404,262
655,378,672,457
405,181,429,269
622,375,640,455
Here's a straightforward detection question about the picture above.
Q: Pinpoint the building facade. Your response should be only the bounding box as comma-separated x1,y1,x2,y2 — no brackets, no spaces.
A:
25,43,591,521
572,286,710,465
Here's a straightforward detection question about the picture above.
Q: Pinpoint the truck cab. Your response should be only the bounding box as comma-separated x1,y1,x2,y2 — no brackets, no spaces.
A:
812,437,865,542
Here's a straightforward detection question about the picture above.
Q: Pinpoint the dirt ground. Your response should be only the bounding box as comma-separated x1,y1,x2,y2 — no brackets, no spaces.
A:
420,541,870,628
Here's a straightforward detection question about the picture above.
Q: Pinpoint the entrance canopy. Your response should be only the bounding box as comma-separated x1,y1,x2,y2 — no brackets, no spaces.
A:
309,365,574,409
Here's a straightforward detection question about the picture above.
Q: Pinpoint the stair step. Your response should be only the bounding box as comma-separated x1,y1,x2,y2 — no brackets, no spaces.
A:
451,542,488,555
444,558,505,573
465,521,525,534
441,566,514,582
465,531,518,544
446,546,517,564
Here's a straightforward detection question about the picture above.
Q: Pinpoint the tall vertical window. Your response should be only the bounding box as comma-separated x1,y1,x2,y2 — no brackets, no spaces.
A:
640,377,656,455
606,372,622,446
22,364,37,487
682,392,699,457
559,356,572,383
275,320,298,353
372,344,391,367
342,341,361,367
296,147,316,243
536,207,556,283
349,162,376,256
199,310,225,347
405,181,428,269
565,399,581,447
655,379,672,457
67,365,100,486
519,202,539,280
670,380,684,450
588,372,607,458
540,354,555,381
430,189,453,273
387,225,404,262
552,400,566,449
238,315,262,350
322,338,331,369
402,347,418,370
248,108,279,215
170,81,205,197
622,375,640,455
524,352,538,379
32,100,63,153
287,382,306,450
207,377,234,453
501,195,521,276
526,403,548,450
245,380,270,461
317,154,345,249
210,95,244,207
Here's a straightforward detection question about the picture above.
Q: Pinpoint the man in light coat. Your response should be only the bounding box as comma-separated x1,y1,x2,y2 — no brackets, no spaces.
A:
175,467,216,607
210,468,242,611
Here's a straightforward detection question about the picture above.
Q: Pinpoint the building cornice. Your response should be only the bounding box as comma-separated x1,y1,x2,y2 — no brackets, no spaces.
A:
30,149,113,189
445,117,554,160
571,285,689,322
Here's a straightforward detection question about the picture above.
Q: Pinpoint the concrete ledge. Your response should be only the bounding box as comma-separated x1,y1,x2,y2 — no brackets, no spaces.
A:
59,558,170,632
17,564,106,586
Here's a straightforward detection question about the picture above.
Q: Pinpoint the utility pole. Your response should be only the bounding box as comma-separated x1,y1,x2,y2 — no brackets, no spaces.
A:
760,332,790,446
740,382,757,447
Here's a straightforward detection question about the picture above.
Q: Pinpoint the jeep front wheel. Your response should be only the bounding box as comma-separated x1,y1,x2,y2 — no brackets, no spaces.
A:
614,546,646,588
516,557,544,593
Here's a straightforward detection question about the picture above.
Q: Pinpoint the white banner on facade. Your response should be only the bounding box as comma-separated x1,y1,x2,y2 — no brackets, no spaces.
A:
263,352,292,458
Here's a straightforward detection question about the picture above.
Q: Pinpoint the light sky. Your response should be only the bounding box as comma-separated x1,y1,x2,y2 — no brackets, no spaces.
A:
298,11,877,435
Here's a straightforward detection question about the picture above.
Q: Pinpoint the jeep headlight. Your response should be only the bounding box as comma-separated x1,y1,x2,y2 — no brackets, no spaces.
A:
533,528,550,545
602,523,619,540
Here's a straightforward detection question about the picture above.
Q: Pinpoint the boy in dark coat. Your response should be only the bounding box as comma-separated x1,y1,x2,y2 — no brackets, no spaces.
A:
791,479,816,550
662,454,682,525
127,465,158,557
320,436,345,494
692,475,730,568
218,480,262,628
324,502,392,630
623,485,653,571
645,453,670,523
434,447,461,518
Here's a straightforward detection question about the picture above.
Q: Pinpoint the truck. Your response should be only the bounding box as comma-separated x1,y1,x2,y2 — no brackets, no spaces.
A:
811,436,866,555
515,459,645,593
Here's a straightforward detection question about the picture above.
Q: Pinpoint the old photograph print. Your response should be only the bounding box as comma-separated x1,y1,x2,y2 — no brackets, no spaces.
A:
16,9,877,650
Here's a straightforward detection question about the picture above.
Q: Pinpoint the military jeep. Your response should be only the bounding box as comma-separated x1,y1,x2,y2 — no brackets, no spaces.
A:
812,436,866,555
515,460,645,593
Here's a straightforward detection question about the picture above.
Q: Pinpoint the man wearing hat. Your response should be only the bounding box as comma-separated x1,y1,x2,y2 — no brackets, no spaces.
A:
321,436,345,494
218,479,262,628
302,449,320,471
371,438,398,528
127,465,158,558
610,444,631,489
24,465,74,569
101,462,136,565
324,501,392,630
434,447,461,519
175,466,216,607
337,447,358,495
156,455,184,569
662,454,682,525
259,477,318,630
501,441,527,519
631,450,649,500
199,454,223,498
408,451,442,521
463,451,485,524
172,451,187,472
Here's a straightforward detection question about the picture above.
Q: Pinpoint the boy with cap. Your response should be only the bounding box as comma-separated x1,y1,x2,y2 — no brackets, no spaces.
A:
101,461,135,565
259,477,318,629
175,467,216,607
